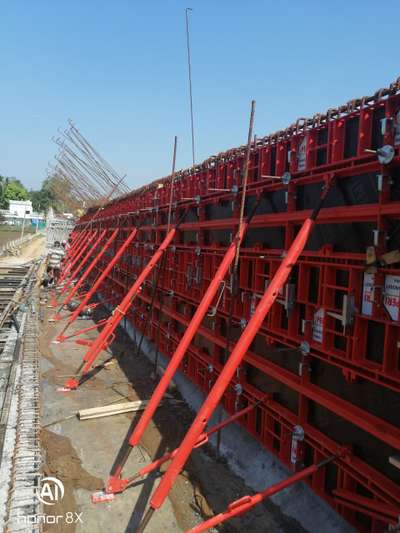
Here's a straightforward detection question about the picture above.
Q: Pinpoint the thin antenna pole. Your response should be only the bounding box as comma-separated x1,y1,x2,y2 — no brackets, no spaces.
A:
167,136,178,231
235,100,256,270
185,7,195,167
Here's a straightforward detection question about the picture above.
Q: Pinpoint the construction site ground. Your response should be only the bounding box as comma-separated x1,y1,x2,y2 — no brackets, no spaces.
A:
0,234,45,266
39,300,306,533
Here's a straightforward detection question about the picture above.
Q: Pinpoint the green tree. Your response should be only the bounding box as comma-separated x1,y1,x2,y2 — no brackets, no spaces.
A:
4,180,29,202
0,176,9,209
0,177,28,209
30,178,57,212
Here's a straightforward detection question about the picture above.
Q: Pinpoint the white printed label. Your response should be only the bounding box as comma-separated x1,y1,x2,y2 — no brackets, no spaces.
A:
384,275,400,321
362,273,374,317
313,308,324,343
297,136,307,171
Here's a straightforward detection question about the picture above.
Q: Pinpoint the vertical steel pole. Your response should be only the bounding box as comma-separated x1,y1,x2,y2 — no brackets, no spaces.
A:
108,107,258,488
185,8,196,167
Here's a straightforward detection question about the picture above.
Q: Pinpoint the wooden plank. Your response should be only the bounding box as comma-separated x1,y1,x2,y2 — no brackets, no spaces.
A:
389,455,400,470
78,400,151,420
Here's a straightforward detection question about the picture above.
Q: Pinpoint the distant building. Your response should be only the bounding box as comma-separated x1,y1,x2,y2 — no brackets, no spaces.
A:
9,200,33,218
0,200,45,229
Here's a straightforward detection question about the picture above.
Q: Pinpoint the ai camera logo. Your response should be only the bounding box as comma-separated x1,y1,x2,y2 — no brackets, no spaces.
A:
36,476,65,506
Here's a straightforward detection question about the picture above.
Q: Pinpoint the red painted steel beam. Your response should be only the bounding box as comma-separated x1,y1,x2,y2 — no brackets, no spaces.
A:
56,228,139,341
138,286,400,393
63,220,183,390
59,229,107,297
77,151,400,223
54,228,119,319
332,490,399,525
62,229,91,270
58,230,98,286
106,216,255,490
64,230,86,260
130,291,400,451
89,197,400,234
103,399,264,496
159,201,400,233
136,183,332,530
185,456,336,533
56,318,109,342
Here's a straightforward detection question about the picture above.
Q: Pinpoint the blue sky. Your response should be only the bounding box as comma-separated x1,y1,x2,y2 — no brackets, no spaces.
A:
0,0,399,190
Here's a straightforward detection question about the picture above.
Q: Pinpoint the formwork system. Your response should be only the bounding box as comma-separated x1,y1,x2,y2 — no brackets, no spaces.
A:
56,79,400,532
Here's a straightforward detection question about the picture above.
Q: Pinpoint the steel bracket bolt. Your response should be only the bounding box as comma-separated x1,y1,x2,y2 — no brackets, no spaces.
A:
106,476,129,494
300,341,310,355
234,383,243,395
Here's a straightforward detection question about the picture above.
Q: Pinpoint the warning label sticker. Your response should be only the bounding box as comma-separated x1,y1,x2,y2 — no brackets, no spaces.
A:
383,275,400,321
297,136,307,171
312,308,324,343
362,273,400,321
362,273,374,317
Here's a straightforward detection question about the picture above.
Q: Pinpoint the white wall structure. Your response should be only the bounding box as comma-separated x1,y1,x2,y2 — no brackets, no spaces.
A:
8,200,33,218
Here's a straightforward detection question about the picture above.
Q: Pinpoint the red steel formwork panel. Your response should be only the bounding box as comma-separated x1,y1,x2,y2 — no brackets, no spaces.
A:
71,79,400,531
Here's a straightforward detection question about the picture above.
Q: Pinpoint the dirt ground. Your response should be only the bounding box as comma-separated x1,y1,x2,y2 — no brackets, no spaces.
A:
39,297,305,533
0,228,35,246
0,234,45,265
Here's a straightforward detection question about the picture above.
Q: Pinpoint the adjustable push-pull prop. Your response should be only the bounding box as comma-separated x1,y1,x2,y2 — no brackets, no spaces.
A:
56,228,139,341
103,194,262,495
93,397,266,501
58,229,107,298
185,455,337,533
104,102,260,495
57,230,97,287
135,176,334,532
61,212,187,391
53,228,119,320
